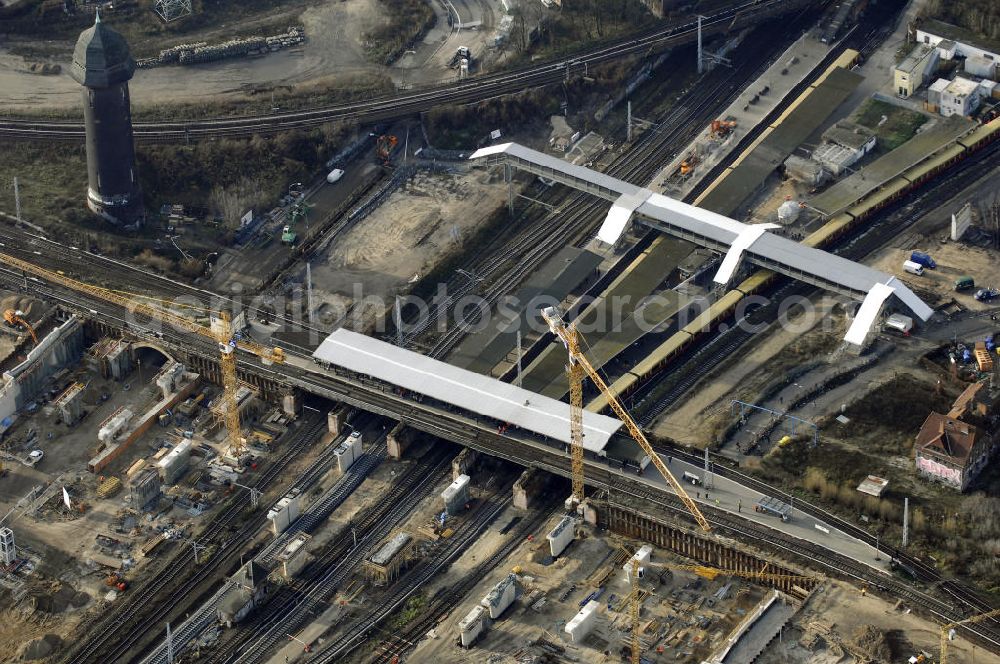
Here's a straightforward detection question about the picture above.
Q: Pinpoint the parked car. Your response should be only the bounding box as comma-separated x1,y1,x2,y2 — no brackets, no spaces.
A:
975,288,999,302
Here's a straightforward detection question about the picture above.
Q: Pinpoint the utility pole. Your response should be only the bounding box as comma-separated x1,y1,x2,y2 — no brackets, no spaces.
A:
394,296,403,347
627,100,633,143
306,262,315,325
902,496,909,547
697,15,704,74
704,447,713,489
166,623,174,664
515,329,524,387
13,177,21,224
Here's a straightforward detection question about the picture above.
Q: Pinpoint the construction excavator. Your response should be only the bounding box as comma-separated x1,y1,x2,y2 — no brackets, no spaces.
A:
376,134,398,165
3,309,37,345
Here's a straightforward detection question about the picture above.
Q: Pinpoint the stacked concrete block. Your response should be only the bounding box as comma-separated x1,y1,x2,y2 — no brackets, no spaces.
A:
441,474,470,516
546,516,576,558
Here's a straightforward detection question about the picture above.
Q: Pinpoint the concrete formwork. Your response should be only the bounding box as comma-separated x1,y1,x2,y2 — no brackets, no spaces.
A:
596,499,818,596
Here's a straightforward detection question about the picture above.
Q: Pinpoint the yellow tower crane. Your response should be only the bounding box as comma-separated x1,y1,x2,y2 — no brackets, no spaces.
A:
3,309,38,345
615,542,816,664
541,306,710,532
940,608,1000,664
1,252,284,457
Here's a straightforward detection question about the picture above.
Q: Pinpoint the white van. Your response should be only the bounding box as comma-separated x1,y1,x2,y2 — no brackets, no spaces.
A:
327,168,345,184
682,471,701,485
903,260,924,276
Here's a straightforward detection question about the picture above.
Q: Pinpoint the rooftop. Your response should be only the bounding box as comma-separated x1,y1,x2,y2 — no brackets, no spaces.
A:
915,412,983,466
312,328,624,451
821,121,876,151
918,18,1000,58
70,11,136,88
946,76,980,96
472,142,934,338
897,44,936,74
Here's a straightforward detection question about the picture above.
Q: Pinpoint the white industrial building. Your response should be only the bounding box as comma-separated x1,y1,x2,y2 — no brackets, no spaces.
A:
266,489,301,535
565,600,601,643
937,77,982,117
481,573,517,619
917,19,1000,66
812,121,877,175
546,515,576,558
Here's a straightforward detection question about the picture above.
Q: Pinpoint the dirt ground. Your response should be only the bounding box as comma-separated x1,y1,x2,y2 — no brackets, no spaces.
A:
0,0,387,111
757,583,1000,664
305,168,508,330
410,521,772,664
870,242,1000,312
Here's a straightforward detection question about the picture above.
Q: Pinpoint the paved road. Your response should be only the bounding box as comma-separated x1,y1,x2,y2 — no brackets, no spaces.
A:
634,454,891,573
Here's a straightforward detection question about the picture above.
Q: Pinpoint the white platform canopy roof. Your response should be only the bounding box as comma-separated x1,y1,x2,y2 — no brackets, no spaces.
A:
313,329,623,451
470,143,934,340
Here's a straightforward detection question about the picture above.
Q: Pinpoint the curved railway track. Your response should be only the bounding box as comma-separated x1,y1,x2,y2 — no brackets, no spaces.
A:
0,0,814,143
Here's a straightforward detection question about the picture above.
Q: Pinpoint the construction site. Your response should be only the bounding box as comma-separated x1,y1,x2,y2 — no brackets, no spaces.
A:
2,0,1000,662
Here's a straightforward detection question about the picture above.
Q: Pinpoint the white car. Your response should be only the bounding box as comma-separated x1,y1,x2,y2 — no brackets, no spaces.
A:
28,450,43,463
327,169,345,184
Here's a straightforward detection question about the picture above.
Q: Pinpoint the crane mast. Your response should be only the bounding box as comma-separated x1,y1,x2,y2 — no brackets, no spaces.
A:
542,306,711,533
1,252,284,457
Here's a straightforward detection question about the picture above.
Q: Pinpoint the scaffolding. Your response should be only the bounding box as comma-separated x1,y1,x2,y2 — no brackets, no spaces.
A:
154,0,193,23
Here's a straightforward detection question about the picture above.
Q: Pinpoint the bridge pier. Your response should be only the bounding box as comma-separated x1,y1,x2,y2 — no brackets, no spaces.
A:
452,448,480,480
327,406,350,436
512,468,550,510
387,423,418,459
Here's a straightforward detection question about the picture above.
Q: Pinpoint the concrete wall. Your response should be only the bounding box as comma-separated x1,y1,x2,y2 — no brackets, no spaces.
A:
3,317,85,412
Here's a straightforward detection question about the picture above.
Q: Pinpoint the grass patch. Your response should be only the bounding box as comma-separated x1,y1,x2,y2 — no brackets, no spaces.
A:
0,123,351,274
824,373,953,455
852,99,927,152
390,593,427,629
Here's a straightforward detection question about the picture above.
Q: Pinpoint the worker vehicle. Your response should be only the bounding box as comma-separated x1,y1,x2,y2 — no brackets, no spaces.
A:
281,225,297,245
754,496,792,521
909,251,936,269
884,313,913,335
681,471,701,485
28,450,43,464
955,276,975,291
326,168,345,184
903,260,924,276
975,287,998,302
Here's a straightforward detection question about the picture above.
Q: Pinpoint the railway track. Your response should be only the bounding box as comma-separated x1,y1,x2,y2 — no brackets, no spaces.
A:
61,411,332,664
405,8,820,358
364,500,556,663
307,487,520,663
203,447,456,664
0,0,815,143
607,479,1000,651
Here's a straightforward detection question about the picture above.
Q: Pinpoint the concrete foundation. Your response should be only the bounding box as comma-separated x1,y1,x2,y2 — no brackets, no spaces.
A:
512,468,548,510
458,605,487,648
53,382,85,426
267,489,302,535
546,515,576,558
128,468,161,511
441,474,471,516
452,447,480,479
281,392,300,417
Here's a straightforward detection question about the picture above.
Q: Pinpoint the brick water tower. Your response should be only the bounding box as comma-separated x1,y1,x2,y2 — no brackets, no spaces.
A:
70,10,143,225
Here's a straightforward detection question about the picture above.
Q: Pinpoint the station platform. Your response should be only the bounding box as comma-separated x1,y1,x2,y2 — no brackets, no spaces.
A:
518,236,693,397
808,114,974,217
